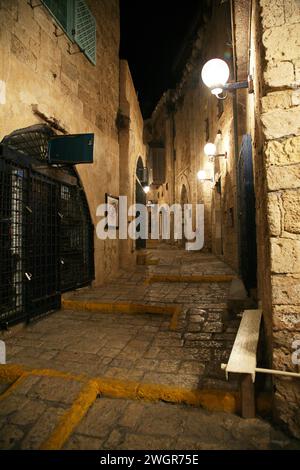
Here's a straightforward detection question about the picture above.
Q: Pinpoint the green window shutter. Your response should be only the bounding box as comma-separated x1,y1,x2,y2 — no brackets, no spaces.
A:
41,0,74,38
74,0,96,65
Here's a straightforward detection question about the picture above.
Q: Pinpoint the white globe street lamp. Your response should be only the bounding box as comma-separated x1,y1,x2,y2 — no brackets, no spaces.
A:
201,59,230,96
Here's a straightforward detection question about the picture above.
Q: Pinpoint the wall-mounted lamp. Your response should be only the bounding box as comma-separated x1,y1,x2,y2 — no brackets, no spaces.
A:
204,142,227,162
197,170,214,183
143,185,150,194
201,58,253,99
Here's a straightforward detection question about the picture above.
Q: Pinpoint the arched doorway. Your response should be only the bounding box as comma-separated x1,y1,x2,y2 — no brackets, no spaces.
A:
180,184,188,247
135,157,147,250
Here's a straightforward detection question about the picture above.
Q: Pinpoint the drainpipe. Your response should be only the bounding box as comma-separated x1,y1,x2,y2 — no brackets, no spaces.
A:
230,0,242,276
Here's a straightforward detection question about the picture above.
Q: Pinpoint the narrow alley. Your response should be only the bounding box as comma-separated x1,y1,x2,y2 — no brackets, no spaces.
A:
1,0,300,457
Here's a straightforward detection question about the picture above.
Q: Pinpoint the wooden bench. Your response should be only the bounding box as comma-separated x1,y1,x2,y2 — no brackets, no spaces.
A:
221,309,262,419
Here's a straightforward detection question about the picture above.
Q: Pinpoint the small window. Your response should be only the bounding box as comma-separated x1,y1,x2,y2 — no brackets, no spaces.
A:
41,0,96,65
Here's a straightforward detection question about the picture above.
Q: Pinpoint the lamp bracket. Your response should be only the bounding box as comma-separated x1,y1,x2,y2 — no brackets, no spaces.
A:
208,152,227,162
223,76,254,93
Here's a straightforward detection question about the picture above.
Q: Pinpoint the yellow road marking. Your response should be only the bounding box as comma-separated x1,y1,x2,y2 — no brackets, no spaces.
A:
40,379,99,450
61,300,182,331
0,373,29,401
145,274,236,285
0,363,271,449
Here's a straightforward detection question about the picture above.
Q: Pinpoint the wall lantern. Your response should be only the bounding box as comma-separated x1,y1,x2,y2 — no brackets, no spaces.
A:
143,185,150,194
204,142,227,162
201,58,253,99
197,170,213,183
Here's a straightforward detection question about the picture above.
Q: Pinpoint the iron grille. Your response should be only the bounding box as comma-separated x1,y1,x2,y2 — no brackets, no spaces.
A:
0,155,28,327
60,183,94,292
0,136,94,328
2,124,55,161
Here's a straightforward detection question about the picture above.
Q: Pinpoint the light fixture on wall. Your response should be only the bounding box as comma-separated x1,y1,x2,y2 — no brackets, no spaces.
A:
143,185,150,194
204,142,227,162
197,170,214,183
201,58,253,99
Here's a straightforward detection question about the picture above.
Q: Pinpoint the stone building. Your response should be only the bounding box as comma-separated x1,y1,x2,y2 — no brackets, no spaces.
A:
146,0,300,437
0,0,145,287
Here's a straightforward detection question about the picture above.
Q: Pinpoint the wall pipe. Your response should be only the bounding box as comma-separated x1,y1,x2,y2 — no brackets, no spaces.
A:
230,0,242,277
221,363,300,379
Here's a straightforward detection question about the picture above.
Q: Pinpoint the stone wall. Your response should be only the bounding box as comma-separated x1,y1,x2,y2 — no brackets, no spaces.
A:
258,0,300,438
119,60,147,268
0,0,121,285
148,0,300,438
149,1,239,265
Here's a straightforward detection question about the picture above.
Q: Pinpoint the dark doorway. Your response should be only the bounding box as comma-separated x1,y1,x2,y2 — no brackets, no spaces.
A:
237,134,257,292
180,184,188,248
135,157,146,250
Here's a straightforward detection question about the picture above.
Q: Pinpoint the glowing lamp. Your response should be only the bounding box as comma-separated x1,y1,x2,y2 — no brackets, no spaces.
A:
201,59,230,96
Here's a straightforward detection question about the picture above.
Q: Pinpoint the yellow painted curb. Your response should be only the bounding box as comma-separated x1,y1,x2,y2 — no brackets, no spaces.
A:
0,364,87,384
0,373,29,401
40,379,99,450
145,274,236,284
0,363,272,450
136,383,237,413
0,364,25,383
61,300,182,331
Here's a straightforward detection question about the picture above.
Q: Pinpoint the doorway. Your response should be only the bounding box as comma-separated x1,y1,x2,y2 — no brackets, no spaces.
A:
237,134,257,292
135,157,146,250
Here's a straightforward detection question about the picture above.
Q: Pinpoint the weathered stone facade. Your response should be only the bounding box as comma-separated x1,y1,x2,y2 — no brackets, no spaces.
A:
119,60,147,268
258,0,300,438
148,0,300,437
0,0,144,285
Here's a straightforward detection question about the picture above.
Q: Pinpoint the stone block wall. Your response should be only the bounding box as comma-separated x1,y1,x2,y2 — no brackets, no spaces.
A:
259,0,300,438
0,0,121,285
119,60,147,267
148,2,239,264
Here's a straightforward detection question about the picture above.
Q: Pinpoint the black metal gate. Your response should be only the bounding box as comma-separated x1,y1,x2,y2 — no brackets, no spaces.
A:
0,131,94,328
237,134,257,291
60,181,94,292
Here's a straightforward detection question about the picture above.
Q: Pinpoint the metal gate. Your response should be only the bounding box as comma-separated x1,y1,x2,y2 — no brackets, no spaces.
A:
60,181,94,292
237,134,257,291
0,136,94,328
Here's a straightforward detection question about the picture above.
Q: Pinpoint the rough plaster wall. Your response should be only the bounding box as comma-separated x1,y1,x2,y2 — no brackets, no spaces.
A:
259,0,300,438
119,61,146,267
0,0,120,285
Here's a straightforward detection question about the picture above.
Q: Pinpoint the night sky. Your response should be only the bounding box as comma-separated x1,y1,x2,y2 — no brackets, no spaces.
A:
120,1,206,118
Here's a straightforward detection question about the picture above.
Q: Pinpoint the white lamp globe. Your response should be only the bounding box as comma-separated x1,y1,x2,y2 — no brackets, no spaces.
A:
143,185,150,194
204,143,217,156
201,59,230,95
197,170,207,181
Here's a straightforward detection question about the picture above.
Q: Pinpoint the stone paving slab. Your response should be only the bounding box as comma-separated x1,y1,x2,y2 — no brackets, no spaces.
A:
0,374,83,449
4,307,239,391
64,397,300,450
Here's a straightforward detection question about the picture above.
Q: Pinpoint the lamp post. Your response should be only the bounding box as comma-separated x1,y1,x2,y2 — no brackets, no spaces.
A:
201,58,253,99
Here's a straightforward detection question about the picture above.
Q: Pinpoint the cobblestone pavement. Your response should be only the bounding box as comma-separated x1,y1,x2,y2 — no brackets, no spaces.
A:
0,375,299,450
2,249,239,390
64,398,300,451
2,247,297,450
